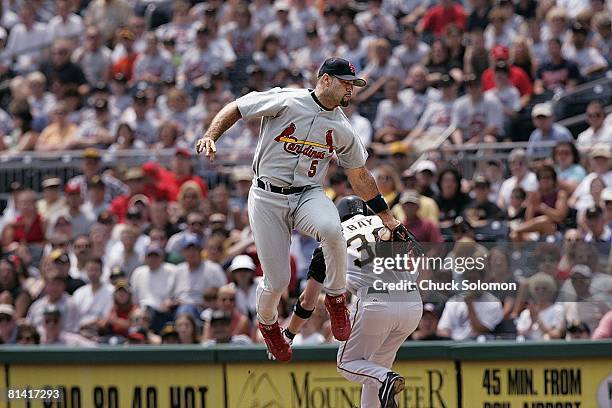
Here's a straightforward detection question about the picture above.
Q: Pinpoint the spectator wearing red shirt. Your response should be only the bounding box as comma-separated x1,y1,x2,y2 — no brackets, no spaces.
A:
110,28,139,82
400,190,443,243
167,148,209,201
482,45,533,106
419,0,466,37
141,162,175,202
5,190,46,245
110,167,150,223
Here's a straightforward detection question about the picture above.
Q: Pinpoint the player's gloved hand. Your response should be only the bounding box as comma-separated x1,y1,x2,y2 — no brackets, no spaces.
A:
195,136,217,160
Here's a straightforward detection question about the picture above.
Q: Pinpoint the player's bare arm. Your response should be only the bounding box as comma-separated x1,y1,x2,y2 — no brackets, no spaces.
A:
345,166,400,229
195,101,242,160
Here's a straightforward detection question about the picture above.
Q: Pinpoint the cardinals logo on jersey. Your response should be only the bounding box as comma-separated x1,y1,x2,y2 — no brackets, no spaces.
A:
274,123,336,159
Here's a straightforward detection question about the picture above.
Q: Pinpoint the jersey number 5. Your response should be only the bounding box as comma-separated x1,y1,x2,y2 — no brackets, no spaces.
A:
308,160,319,177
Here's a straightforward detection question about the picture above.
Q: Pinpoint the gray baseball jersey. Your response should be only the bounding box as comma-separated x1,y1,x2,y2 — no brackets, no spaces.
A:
235,87,368,187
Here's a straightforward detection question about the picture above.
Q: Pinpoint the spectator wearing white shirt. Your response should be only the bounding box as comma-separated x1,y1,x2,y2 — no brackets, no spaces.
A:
576,101,612,149
354,0,398,40
484,7,517,50
261,1,305,52
173,234,227,317
497,148,538,209
335,24,368,72
178,26,226,88
48,0,84,42
343,101,373,147
437,268,504,340
253,34,290,87
104,225,144,281
516,272,565,340
72,26,112,86
228,255,260,320
570,145,612,213
527,103,572,157
72,258,113,334
5,4,50,74
130,243,177,332
485,61,520,128
451,74,504,145
120,91,160,146
133,32,175,84
584,206,612,243
27,267,79,333
562,264,611,332
563,23,608,79
40,304,96,346
393,24,430,73
373,77,417,143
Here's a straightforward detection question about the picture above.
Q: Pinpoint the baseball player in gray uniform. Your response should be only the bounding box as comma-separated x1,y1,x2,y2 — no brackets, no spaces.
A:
284,196,423,408
196,58,409,362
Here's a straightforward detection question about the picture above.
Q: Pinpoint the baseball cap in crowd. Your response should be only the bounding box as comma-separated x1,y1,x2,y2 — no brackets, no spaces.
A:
43,304,61,317
206,310,232,324
0,304,15,318
182,233,203,249
473,175,490,188
41,177,62,189
129,194,150,208
590,144,611,159
422,303,442,319
570,264,592,278
114,279,130,291
94,99,108,111
413,160,437,174
602,186,612,202
567,320,590,334
145,242,164,256
399,190,420,205
318,58,366,87
274,0,290,12
209,213,227,225
83,148,101,160
228,255,256,273
490,45,510,60
110,266,127,282
531,103,553,118
64,183,81,194
585,206,603,219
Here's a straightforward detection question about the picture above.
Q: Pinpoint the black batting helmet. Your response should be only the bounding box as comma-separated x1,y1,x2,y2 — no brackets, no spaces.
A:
336,195,371,222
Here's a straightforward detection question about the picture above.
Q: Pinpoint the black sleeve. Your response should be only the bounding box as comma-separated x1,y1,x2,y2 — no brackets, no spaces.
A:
307,247,326,284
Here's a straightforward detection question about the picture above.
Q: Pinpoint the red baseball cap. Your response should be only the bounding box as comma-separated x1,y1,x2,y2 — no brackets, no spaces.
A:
490,45,509,60
64,183,81,194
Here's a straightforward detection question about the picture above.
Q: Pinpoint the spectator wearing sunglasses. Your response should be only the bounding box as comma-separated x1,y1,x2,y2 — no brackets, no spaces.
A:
40,304,95,346
576,101,612,150
15,323,40,345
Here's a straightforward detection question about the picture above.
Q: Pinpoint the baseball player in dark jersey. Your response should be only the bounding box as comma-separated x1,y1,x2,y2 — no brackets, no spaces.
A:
196,58,410,362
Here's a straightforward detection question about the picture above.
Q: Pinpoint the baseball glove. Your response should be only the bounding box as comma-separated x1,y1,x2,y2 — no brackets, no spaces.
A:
376,224,425,258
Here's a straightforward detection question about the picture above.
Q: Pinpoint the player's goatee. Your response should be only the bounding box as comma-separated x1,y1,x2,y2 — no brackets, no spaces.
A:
340,99,349,107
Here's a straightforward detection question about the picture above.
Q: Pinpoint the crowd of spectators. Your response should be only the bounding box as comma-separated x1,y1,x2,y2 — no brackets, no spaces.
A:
0,0,610,346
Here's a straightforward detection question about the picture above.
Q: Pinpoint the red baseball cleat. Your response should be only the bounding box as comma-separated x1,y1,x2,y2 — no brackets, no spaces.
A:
258,321,292,362
325,293,351,341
